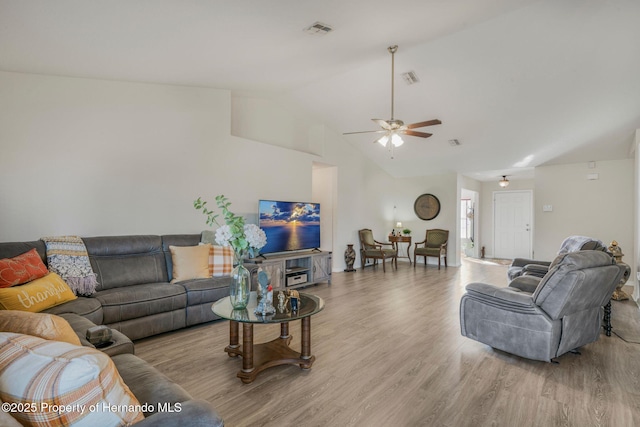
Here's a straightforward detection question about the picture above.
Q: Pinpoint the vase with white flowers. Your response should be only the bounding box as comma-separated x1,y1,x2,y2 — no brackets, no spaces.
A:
194,195,267,309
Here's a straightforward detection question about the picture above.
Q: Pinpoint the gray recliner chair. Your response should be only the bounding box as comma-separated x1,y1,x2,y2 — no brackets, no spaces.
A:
460,251,625,362
507,235,605,281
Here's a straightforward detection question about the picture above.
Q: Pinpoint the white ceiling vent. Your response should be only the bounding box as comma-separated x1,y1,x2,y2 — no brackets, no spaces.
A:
304,22,333,36
401,71,420,85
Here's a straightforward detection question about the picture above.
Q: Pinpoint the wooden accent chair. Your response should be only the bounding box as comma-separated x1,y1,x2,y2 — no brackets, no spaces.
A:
358,229,398,272
414,229,449,269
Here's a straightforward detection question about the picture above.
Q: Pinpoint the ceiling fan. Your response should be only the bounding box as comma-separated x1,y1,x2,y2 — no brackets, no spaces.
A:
343,45,441,157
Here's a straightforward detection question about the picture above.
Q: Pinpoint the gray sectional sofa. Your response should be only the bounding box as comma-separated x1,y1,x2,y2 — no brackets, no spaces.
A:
0,233,235,340
0,233,236,426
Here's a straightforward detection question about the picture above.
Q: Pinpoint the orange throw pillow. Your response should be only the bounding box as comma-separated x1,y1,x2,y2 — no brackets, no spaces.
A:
0,248,48,288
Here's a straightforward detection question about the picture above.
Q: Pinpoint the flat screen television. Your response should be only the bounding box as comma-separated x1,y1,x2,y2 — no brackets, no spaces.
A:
258,200,321,254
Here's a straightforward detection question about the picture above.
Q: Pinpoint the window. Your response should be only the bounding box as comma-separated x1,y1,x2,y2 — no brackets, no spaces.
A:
460,199,474,241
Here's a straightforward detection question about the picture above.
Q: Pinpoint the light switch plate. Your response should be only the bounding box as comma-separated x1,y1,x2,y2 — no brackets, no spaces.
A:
543,205,553,212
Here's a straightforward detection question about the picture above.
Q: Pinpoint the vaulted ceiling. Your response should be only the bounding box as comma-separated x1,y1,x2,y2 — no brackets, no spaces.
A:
2,0,639,181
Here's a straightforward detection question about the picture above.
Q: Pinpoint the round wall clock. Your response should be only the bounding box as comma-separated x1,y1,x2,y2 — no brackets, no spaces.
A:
414,193,441,220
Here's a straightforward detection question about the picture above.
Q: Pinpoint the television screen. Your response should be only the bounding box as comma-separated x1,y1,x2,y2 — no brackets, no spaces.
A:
258,200,321,254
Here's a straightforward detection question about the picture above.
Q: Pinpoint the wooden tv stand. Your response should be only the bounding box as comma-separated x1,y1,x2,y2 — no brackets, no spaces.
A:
247,250,332,290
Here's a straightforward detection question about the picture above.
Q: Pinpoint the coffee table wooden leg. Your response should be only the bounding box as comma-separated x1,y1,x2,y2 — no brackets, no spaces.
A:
300,317,313,369
242,323,254,375
224,321,241,357
281,322,289,339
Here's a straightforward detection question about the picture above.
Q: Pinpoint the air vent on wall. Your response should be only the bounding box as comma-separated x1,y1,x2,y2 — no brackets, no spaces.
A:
401,71,420,85
304,22,333,35
448,139,461,146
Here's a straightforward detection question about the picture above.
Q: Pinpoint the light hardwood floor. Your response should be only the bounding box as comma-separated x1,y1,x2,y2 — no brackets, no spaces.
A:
135,258,640,427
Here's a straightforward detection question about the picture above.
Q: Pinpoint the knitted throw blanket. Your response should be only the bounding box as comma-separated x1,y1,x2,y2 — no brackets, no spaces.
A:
41,236,98,296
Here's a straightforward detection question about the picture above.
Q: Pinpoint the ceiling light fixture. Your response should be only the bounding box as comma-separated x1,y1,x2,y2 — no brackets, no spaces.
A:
499,175,510,188
377,131,404,158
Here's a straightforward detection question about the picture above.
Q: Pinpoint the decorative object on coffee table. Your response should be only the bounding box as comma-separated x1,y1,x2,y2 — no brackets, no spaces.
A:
194,195,267,309
255,269,275,315
609,240,630,301
288,289,300,312
344,244,356,272
277,291,288,313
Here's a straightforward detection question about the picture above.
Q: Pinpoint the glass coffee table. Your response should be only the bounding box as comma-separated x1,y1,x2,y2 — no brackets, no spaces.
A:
212,291,324,384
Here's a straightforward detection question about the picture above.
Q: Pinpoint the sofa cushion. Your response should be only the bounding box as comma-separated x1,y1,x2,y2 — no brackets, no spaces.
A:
0,248,49,288
84,235,168,290
43,296,104,325
169,244,211,283
179,277,230,307
161,234,202,281
0,272,77,312
209,245,234,277
0,310,81,346
112,353,192,416
0,332,144,426
96,282,187,324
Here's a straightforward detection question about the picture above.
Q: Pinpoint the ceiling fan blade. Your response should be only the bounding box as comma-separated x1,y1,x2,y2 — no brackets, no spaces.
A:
405,119,442,129
401,130,433,138
372,119,392,130
343,130,387,135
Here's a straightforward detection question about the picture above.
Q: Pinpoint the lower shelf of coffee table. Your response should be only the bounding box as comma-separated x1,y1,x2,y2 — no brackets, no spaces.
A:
225,335,315,384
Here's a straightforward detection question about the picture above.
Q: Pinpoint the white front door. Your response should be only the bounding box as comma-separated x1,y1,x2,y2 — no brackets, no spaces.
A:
494,191,532,259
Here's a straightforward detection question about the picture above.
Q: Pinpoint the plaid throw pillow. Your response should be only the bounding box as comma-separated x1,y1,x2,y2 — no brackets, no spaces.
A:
0,332,144,427
209,245,234,277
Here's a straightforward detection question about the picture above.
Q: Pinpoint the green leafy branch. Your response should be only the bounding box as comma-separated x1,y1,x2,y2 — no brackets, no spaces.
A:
194,195,249,253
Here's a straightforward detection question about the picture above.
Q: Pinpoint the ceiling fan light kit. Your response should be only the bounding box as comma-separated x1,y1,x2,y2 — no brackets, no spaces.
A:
343,45,442,158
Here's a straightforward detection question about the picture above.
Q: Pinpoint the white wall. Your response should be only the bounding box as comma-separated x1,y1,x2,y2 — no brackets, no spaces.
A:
0,71,398,273
535,160,634,274
0,71,313,240
393,173,459,265
231,95,320,155
311,163,336,253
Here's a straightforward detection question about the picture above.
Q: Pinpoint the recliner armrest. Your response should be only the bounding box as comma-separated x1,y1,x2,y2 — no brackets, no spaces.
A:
508,275,541,294
521,263,550,278
510,258,552,268
465,282,536,307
